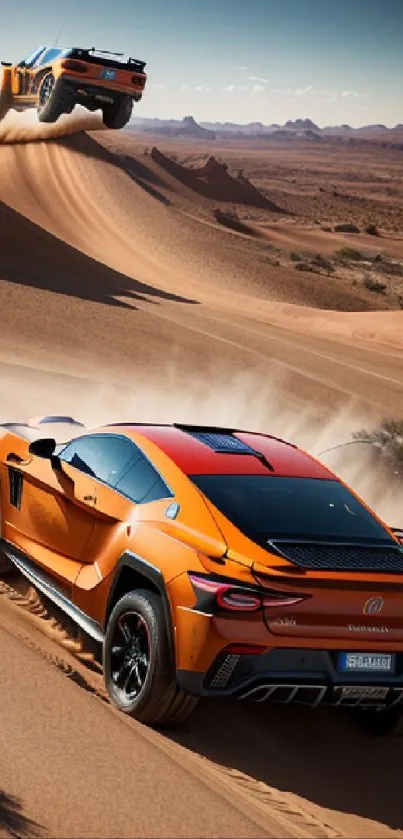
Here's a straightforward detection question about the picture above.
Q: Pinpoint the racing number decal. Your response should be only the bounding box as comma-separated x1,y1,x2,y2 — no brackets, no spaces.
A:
8,468,23,510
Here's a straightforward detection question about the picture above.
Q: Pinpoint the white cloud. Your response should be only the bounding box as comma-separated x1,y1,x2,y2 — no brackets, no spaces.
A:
251,83,266,95
238,65,249,70
341,90,370,99
194,85,211,93
295,85,314,96
223,84,248,93
248,75,270,85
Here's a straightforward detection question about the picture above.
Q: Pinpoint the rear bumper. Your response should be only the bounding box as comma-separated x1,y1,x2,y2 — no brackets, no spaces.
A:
177,647,403,708
59,75,143,102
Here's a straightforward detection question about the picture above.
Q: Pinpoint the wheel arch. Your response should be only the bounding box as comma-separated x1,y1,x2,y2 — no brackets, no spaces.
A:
105,551,176,665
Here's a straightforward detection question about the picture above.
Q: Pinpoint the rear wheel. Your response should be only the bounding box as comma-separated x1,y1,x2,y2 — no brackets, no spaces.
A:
0,67,12,122
359,705,403,736
102,95,133,129
37,74,73,123
103,590,198,727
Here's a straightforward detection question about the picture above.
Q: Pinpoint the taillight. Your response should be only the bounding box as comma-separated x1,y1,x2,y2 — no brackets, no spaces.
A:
263,594,306,607
132,75,145,87
188,572,307,613
61,60,88,73
217,589,261,611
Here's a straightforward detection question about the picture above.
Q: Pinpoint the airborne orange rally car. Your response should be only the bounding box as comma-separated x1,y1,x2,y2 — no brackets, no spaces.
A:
0,45,147,129
1,416,403,733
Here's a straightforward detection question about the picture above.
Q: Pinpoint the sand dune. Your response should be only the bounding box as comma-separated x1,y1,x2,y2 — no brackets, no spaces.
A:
0,109,402,839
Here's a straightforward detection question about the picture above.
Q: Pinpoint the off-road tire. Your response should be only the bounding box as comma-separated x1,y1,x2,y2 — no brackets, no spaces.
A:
0,67,12,122
358,704,403,736
103,589,198,727
102,95,133,129
37,74,73,123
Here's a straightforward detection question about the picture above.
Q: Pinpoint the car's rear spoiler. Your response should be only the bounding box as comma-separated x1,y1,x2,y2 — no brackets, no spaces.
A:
391,527,403,542
73,48,146,73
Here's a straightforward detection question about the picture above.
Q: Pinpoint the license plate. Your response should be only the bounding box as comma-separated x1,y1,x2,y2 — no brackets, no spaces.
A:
338,652,395,673
101,69,116,81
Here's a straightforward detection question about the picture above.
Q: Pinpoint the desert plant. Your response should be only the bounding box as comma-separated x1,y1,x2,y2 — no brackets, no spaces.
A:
294,262,316,272
363,274,387,293
290,251,302,261
336,247,363,262
352,420,403,468
311,254,334,272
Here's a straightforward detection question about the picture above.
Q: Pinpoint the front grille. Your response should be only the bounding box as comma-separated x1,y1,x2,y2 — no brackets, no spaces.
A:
273,542,403,573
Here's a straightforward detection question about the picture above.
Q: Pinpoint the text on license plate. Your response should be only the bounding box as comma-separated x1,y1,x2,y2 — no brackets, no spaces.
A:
339,652,395,672
101,69,116,80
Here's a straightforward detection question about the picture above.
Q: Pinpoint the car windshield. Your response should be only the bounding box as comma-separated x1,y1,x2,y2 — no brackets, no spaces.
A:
190,475,396,545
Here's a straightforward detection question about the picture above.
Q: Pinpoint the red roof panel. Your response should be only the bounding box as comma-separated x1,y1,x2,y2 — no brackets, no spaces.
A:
129,425,334,480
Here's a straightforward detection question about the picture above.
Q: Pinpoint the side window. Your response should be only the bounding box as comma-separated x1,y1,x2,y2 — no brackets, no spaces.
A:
114,453,171,503
60,435,135,484
35,48,64,67
20,47,46,68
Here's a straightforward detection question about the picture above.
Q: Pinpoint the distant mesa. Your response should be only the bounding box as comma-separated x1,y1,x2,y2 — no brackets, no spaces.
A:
284,118,319,131
130,115,215,140
150,147,289,212
128,117,403,146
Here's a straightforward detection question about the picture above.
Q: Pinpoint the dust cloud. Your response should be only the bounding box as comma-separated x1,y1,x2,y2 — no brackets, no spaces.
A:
2,360,400,529
0,107,104,144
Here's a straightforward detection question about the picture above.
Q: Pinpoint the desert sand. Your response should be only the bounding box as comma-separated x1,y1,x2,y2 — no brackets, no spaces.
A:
0,107,403,839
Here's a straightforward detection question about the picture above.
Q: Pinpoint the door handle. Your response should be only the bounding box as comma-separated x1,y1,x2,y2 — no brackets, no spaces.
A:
84,494,96,503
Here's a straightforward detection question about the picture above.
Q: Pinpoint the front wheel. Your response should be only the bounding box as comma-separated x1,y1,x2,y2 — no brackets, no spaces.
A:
102,95,133,129
358,704,403,736
103,590,198,727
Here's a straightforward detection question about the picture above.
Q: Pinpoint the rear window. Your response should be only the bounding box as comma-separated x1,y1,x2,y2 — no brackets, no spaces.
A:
191,475,394,545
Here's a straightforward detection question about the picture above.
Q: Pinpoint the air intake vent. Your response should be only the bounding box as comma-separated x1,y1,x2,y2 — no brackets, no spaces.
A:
272,542,403,574
190,432,256,454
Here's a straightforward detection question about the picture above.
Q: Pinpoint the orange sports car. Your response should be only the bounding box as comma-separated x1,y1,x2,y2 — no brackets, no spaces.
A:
0,46,147,128
1,416,403,733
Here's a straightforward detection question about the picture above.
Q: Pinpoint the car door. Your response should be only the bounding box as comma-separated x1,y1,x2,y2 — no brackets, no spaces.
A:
61,434,173,570
0,440,97,581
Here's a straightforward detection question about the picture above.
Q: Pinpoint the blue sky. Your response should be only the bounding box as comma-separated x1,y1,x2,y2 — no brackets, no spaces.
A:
1,0,402,127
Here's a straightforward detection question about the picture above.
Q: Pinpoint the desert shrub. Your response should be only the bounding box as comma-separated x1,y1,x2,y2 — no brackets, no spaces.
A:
376,261,403,277
311,254,334,272
336,247,363,262
290,251,302,261
294,262,316,272
365,224,379,236
353,420,403,468
363,274,387,293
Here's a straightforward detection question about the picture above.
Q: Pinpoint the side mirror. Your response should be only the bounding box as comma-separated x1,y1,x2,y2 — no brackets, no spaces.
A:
29,438,57,459
1,61,12,67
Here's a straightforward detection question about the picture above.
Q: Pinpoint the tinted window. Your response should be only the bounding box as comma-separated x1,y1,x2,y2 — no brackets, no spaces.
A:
191,475,394,545
60,435,136,484
115,455,171,503
36,48,69,67
20,47,46,68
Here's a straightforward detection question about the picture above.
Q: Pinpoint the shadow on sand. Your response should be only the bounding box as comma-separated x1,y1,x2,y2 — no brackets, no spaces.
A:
0,200,198,309
168,697,403,832
0,791,44,837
